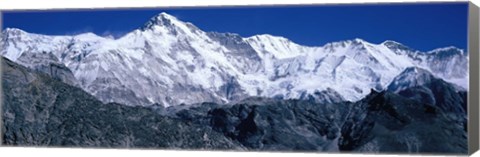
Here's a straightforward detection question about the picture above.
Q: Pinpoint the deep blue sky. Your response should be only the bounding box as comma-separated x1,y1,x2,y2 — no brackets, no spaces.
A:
3,2,468,51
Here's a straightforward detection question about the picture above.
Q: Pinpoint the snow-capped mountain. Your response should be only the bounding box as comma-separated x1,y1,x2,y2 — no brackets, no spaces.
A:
387,67,439,93
384,41,469,88
0,12,469,107
387,66,467,114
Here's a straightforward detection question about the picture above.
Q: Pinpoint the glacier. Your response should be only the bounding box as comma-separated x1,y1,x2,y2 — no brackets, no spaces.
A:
0,12,469,107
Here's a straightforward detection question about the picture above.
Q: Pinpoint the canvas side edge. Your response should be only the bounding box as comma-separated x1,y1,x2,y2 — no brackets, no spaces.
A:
468,1,480,155
0,10,4,146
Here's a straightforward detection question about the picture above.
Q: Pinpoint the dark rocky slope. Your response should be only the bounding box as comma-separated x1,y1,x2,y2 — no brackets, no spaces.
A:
165,88,467,154
2,57,467,154
338,90,467,154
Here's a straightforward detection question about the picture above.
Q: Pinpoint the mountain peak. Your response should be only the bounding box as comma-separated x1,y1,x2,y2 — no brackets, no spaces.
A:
381,40,402,47
139,12,202,35
345,38,371,48
73,32,108,41
3,28,28,36
158,12,175,18
141,12,183,30
427,46,464,55
336,38,369,46
387,67,436,93
381,40,416,53
320,38,372,52
153,12,179,23
353,38,365,43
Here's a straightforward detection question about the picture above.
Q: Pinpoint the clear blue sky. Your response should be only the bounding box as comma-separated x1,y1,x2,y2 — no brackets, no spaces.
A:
2,2,468,51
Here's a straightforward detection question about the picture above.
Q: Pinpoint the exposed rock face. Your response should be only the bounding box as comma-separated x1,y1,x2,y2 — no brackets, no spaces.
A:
165,90,467,154
15,51,78,86
338,90,467,154
170,98,350,152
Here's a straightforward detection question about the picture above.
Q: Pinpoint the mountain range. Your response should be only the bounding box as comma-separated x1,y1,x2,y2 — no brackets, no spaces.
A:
1,12,469,154
0,12,468,108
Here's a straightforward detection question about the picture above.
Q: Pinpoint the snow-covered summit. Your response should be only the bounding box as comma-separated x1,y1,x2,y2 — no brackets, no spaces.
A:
140,12,201,35
3,27,27,35
381,40,415,53
386,67,435,93
142,12,179,29
427,46,466,56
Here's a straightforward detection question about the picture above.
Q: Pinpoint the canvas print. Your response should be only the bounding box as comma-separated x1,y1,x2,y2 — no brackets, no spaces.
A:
0,2,471,155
